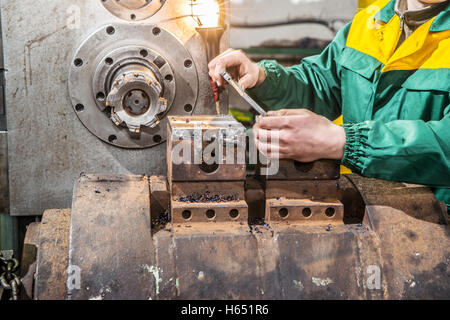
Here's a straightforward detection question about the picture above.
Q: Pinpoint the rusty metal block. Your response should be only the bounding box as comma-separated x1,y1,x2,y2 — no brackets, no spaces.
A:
35,209,71,300
167,115,246,182
68,174,157,300
265,180,339,200
266,198,344,223
172,200,248,224
171,181,245,200
260,159,340,181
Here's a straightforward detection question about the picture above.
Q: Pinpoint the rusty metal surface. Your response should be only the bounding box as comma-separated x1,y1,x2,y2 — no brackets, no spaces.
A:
345,174,447,225
34,209,70,300
25,174,450,299
19,222,40,300
68,174,156,300
261,159,340,181
265,180,339,200
150,175,170,230
366,205,450,299
345,174,450,299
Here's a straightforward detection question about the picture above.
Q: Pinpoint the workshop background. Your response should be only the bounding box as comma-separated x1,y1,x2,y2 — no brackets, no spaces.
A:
0,0,374,254
1,0,449,301
0,0,373,269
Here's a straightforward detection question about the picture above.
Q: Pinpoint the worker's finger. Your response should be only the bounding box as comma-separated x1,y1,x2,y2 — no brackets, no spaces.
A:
258,116,295,130
266,109,311,117
209,50,248,86
266,110,289,117
256,141,281,159
238,74,255,90
254,128,281,144
208,48,234,70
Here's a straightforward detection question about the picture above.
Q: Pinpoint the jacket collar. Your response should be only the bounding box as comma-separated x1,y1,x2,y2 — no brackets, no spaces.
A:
375,0,450,31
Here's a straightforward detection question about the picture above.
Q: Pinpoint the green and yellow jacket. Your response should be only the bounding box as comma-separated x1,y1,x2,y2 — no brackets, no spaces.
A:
250,0,450,210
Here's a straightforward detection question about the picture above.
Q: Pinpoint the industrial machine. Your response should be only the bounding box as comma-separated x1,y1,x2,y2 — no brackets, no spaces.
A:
0,0,449,300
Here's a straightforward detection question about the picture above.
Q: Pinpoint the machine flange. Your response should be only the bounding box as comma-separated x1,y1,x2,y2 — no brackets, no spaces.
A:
69,24,199,149
101,0,166,21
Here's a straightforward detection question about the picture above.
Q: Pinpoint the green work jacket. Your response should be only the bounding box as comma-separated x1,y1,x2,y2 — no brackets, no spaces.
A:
250,0,450,210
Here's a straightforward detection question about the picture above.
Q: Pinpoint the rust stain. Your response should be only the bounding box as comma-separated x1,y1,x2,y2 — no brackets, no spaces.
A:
23,26,68,95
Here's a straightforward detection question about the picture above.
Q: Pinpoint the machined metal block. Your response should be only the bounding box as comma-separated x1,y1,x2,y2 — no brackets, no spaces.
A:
266,198,344,223
265,180,339,200
172,200,248,224
68,174,156,300
171,181,245,199
167,115,247,182
260,159,340,181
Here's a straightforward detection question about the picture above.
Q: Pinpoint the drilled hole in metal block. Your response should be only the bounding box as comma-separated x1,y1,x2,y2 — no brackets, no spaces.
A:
206,209,216,219
199,162,219,174
279,208,289,218
325,207,336,218
182,210,192,220
229,209,240,220
302,208,312,218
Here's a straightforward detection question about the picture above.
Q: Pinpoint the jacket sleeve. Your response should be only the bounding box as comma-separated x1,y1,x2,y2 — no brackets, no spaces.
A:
342,104,450,188
248,23,351,121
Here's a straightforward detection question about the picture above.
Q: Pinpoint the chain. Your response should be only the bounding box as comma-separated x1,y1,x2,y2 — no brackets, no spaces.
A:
0,251,21,300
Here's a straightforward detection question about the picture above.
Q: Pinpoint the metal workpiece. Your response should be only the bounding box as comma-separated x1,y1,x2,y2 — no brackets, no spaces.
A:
260,159,340,181
266,198,344,223
101,0,166,21
68,174,156,300
69,24,197,148
167,115,247,182
171,181,248,224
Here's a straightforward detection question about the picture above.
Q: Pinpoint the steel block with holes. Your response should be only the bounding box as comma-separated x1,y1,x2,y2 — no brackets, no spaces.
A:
261,159,343,224
167,116,249,223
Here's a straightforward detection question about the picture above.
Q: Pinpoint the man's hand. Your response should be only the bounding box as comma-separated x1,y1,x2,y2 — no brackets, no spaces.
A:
253,109,346,162
208,49,266,89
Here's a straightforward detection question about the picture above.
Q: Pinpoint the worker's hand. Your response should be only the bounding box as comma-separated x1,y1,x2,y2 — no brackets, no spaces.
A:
208,49,266,89
253,109,346,162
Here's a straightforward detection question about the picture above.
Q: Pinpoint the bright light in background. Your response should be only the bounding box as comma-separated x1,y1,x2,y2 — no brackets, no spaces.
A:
191,0,221,28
